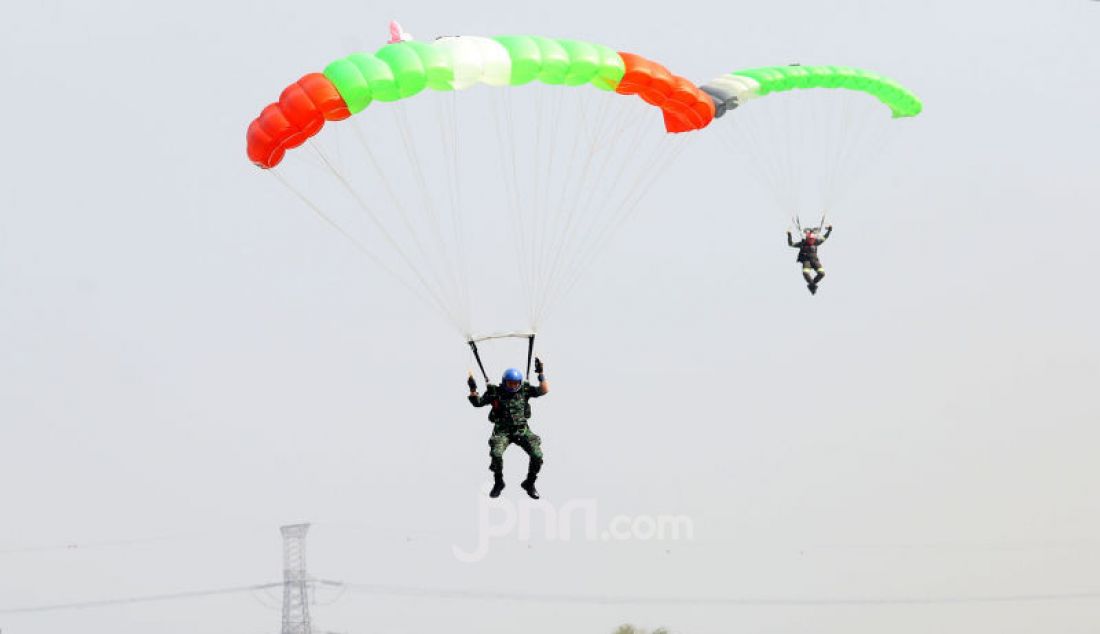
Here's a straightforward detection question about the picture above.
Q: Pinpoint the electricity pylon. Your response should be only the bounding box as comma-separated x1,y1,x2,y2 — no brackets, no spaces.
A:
280,523,312,634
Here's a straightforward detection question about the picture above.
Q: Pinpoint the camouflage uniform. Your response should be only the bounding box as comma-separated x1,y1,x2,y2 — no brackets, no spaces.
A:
469,382,544,479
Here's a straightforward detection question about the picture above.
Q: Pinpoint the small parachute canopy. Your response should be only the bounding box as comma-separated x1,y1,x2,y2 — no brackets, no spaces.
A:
700,64,922,226
701,65,923,120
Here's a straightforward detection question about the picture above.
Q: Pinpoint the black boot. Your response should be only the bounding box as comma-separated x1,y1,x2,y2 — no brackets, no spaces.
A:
521,456,542,500
490,472,505,498
808,283,818,295
520,477,539,500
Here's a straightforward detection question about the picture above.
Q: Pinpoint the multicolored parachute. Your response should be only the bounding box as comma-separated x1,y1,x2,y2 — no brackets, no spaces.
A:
697,64,923,226
246,30,709,351
700,65,922,119
248,35,715,168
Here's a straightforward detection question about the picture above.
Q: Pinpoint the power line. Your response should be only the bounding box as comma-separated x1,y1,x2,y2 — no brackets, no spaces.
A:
317,580,1100,607
0,526,272,557
8,578,1096,618
0,582,282,615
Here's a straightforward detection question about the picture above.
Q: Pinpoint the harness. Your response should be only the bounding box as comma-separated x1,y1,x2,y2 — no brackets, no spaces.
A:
488,387,532,426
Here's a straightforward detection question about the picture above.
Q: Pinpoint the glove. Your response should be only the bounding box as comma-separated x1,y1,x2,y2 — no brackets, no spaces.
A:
467,374,477,391
826,224,833,231
534,357,544,374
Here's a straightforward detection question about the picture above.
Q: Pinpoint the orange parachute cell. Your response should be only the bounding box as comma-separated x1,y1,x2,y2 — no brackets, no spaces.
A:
615,53,714,133
246,73,350,168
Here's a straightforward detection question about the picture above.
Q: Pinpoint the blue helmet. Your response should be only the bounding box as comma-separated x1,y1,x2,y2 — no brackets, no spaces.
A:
501,368,523,392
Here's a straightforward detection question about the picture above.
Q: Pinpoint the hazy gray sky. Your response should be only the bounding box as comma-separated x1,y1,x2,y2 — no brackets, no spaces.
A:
2,0,1098,632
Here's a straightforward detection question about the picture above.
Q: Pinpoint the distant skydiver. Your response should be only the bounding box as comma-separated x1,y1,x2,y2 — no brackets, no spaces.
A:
787,224,833,295
467,357,549,499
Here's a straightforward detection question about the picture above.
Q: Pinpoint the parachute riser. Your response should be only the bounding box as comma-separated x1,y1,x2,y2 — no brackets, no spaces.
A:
466,332,537,385
468,340,490,385
793,212,828,236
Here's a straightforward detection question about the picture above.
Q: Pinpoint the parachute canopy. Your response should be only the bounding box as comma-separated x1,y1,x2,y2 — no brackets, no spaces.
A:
699,64,922,225
247,35,716,168
245,32,706,342
701,65,923,119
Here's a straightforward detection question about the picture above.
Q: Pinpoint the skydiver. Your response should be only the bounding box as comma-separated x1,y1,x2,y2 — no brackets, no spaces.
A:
787,224,833,295
467,358,549,499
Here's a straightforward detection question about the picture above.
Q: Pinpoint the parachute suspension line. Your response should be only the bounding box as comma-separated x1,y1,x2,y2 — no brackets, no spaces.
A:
535,90,577,278
815,93,836,216
490,89,538,326
515,88,543,325
525,88,646,332
777,95,798,216
543,135,690,325
516,87,559,330
280,144,460,322
525,91,549,325
837,100,873,206
305,139,470,334
350,112,472,334
796,92,855,224
529,88,568,326
767,103,799,223
294,137,339,175
530,88,571,312
267,169,462,334
521,88,545,327
485,85,654,332
722,89,896,229
528,92,605,328
532,88,594,325
531,93,605,325
550,94,629,262
532,96,655,328
539,130,686,323
391,104,471,331
817,92,854,213
534,111,658,327
530,88,548,297
796,92,897,217
438,91,473,337
553,102,677,301
725,102,797,224
749,94,797,220
807,94,833,227
806,90,830,220
783,96,804,219
348,120,463,324
827,99,897,211
494,90,535,321
322,113,348,178
824,91,856,211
